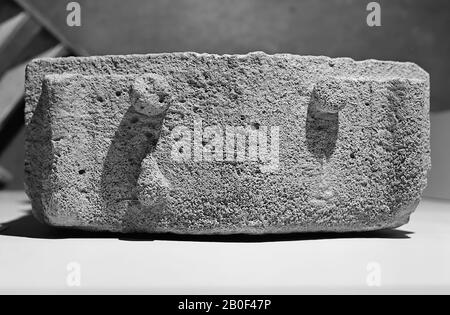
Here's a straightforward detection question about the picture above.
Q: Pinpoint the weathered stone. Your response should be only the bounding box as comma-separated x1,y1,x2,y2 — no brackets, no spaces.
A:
24,52,430,234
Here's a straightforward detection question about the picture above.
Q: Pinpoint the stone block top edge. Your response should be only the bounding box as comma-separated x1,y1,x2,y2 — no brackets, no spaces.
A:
26,51,428,77
43,72,428,85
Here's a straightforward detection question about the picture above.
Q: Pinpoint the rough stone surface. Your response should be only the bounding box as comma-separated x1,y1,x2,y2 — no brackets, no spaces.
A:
24,52,431,234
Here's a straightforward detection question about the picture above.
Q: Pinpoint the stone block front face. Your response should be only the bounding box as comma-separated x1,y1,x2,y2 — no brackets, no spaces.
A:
24,52,430,233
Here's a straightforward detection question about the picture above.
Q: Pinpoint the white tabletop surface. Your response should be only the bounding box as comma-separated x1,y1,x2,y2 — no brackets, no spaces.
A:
0,191,449,294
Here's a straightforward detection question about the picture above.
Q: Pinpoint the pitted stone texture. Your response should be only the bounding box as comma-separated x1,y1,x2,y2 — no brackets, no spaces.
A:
313,78,358,113
130,74,172,117
25,52,430,234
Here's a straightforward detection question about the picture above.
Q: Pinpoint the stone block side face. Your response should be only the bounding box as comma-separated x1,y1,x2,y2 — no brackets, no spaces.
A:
303,78,430,232
25,76,53,224
24,52,430,233
27,73,171,230
384,79,431,228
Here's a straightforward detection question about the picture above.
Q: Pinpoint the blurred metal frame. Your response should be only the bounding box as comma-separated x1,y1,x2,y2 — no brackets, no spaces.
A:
0,0,70,187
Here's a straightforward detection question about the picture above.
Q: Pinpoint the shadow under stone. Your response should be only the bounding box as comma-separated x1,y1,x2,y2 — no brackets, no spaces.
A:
0,210,414,242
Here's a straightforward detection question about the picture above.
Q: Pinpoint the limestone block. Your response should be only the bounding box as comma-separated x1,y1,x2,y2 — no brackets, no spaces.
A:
24,52,430,233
